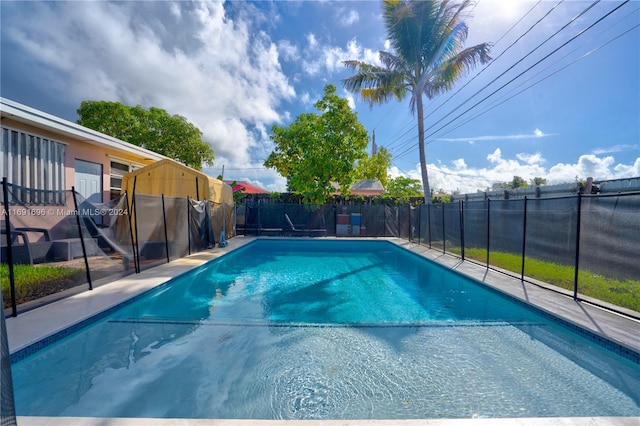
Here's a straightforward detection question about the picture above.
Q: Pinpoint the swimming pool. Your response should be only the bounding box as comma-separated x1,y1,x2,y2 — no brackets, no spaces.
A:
11,239,640,419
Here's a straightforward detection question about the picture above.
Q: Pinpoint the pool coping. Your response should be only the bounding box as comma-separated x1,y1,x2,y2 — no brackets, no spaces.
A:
6,236,640,426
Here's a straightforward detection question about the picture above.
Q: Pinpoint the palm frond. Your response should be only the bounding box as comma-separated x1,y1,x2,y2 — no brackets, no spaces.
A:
428,42,492,98
342,57,409,107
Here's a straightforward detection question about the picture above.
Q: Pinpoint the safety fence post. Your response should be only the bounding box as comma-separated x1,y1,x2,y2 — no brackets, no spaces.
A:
573,193,582,300
162,194,170,263
521,196,528,282
2,178,18,317
459,200,465,261
71,187,92,290
486,199,491,268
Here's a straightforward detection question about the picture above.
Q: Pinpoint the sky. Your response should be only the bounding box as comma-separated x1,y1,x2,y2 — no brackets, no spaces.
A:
1,0,638,194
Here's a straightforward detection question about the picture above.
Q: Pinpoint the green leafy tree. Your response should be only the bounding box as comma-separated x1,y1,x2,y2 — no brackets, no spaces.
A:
222,178,247,203
264,84,369,204
509,176,528,189
77,100,214,170
343,0,491,204
354,146,392,187
531,177,547,186
384,176,423,203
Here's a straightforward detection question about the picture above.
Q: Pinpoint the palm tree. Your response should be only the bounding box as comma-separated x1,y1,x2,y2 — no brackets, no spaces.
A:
343,0,491,203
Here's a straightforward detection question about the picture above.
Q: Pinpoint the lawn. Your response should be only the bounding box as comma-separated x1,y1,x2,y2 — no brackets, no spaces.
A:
1,263,86,308
460,247,640,313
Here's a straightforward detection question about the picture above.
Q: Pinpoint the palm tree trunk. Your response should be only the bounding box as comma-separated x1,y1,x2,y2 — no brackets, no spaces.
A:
416,94,431,204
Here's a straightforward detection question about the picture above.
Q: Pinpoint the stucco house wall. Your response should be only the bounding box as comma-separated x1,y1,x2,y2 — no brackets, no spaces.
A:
1,98,167,203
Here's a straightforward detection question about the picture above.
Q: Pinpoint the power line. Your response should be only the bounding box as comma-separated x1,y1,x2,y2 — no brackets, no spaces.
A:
419,0,601,142
389,0,565,157
393,0,631,160
421,0,629,144
392,16,637,189
422,0,548,125
428,18,640,142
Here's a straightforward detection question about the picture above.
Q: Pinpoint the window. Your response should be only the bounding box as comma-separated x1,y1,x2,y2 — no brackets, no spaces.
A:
1,126,66,204
109,159,140,199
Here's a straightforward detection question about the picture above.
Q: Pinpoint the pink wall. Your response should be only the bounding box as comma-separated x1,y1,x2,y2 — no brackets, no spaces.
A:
65,140,110,202
2,118,155,202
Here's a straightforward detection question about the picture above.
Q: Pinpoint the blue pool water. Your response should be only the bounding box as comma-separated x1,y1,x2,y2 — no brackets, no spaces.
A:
11,239,640,419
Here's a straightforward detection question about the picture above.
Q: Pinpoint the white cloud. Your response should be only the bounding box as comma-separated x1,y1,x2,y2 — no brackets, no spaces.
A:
5,1,295,168
306,33,318,49
301,37,382,77
592,144,640,155
437,129,555,143
487,148,503,163
277,39,298,62
452,158,467,169
343,90,356,110
204,155,289,193
299,92,313,107
337,8,359,26
516,152,545,165
395,151,639,194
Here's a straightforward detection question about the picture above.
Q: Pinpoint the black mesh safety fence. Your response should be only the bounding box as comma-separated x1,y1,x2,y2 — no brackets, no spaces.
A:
408,205,420,242
3,182,638,318
163,195,190,261
577,194,640,307
361,205,385,237
524,197,578,293
282,203,332,236
579,194,640,281
238,202,416,239
131,194,216,270
76,192,135,282
488,199,526,277
424,193,638,316
132,193,169,269
444,202,462,255
397,205,412,240
418,204,430,246
2,179,235,316
462,200,488,263
1,182,91,314
189,199,214,253
428,204,444,251
210,201,235,242
384,205,399,238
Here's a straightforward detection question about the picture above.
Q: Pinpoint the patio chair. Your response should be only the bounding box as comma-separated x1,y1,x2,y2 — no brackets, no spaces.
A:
283,214,327,237
0,220,53,265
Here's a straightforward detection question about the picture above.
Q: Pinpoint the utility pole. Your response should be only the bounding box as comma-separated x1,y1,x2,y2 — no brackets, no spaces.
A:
372,130,377,155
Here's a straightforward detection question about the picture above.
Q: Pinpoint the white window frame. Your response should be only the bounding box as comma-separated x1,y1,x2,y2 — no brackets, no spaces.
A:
1,126,67,204
108,156,144,198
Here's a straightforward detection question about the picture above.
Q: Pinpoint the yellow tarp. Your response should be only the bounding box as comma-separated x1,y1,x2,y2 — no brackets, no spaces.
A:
121,159,235,240
120,159,233,205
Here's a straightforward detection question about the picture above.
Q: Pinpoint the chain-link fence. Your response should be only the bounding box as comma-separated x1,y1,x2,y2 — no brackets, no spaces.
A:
1,179,235,316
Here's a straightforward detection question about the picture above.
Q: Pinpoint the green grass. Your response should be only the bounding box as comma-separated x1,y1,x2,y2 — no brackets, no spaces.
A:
457,247,639,313
1,263,86,307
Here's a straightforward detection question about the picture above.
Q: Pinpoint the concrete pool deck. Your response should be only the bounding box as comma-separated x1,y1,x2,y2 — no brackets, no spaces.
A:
6,236,639,426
